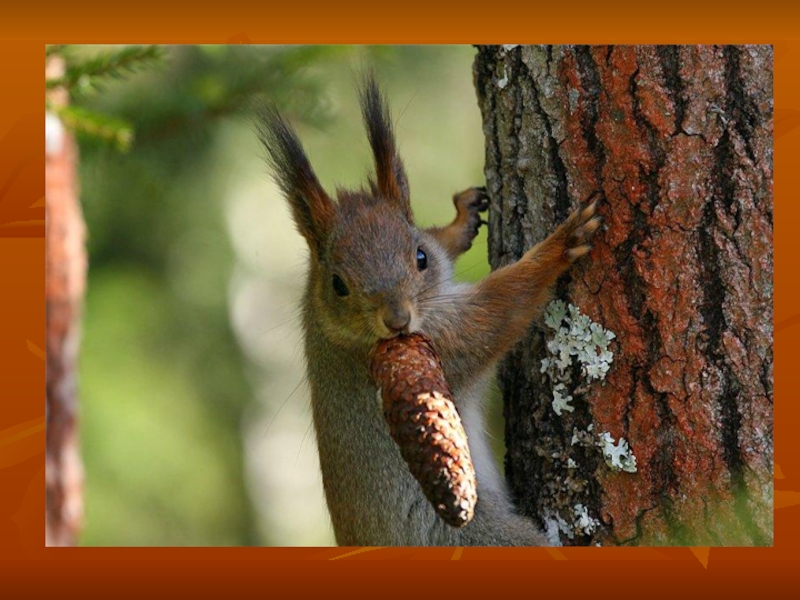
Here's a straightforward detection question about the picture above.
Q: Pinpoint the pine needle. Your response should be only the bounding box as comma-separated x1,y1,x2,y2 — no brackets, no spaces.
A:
47,45,164,93
53,105,134,151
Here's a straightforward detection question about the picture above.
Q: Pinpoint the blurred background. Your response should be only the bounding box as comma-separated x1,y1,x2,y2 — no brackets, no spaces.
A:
65,45,493,546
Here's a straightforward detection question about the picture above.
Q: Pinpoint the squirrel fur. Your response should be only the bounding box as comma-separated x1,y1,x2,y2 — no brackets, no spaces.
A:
256,76,600,546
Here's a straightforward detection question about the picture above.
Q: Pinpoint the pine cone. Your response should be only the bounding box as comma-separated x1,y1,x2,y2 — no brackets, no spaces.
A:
370,333,477,528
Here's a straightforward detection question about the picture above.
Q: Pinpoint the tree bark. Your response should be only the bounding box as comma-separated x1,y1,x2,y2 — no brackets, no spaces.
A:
45,56,86,546
474,45,773,546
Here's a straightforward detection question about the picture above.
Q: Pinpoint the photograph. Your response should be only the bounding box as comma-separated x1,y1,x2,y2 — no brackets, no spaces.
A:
44,44,773,547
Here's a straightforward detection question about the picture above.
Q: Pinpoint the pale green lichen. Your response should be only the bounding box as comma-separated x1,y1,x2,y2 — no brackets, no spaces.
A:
546,511,576,540
552,383,574,416
571,426,638,473
597,431,638,473
573,503,600,536
545,504,601,540
542,301,637,473
539,301,633,542
541,301,616,416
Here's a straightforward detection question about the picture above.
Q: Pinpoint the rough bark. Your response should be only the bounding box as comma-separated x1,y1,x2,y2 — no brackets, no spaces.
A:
45,56,86,546
474,45,773,546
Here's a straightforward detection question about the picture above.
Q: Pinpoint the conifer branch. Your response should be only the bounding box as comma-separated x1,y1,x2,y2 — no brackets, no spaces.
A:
52,105,134,151
47,45,163,93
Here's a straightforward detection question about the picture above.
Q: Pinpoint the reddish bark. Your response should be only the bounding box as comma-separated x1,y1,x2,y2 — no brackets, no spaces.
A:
474,45,772,545
45,56,86,546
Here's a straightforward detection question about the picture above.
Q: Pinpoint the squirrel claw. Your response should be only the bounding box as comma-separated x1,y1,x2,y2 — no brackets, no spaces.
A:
453,187,491,248
456,186,489,211
561,199,602,263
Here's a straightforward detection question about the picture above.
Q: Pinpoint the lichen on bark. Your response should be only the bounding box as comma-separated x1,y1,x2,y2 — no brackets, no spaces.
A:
474,45,773,546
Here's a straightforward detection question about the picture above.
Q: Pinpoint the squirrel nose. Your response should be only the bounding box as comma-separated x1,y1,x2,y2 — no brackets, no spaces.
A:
382,306,411,334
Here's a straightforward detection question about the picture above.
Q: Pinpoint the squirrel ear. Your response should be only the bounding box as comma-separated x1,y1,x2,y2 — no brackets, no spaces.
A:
256,105,335,257
359,75,412,222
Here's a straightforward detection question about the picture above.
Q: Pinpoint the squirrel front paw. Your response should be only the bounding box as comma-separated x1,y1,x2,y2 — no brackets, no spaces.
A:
561,198,602,262
452,186,489,251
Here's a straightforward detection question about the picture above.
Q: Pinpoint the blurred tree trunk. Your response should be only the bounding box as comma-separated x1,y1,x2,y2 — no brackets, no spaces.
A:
474,45,773,545
45,55,86,546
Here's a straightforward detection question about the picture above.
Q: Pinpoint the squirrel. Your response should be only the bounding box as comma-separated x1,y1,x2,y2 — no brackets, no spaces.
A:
256,76,600,546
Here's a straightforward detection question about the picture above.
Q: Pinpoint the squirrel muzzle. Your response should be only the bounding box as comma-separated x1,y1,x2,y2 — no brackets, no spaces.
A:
377,300,414,337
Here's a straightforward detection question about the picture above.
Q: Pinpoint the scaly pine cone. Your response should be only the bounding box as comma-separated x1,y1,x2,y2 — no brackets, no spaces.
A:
370,333,477,528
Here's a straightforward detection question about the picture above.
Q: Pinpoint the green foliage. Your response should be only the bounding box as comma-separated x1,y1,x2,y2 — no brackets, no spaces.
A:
46,45,164,151
81,270,253,545
47,45,164,94
52,105,133,151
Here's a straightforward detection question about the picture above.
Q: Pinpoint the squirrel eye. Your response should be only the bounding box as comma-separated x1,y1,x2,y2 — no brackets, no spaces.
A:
416,247,428,271
332,274,350,297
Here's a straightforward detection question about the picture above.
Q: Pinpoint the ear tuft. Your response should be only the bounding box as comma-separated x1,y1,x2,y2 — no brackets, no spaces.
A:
255,104,335,257
359,74,412,222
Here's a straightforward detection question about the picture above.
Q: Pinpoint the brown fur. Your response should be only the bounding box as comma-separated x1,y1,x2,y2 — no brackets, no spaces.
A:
257,79,600,546
426,187,490,259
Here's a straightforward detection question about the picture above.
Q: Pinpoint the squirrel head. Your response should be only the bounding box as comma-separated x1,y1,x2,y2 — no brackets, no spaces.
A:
257,76,449,348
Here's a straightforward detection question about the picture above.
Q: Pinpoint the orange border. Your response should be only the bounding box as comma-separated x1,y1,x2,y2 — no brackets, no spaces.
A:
1,1,797,595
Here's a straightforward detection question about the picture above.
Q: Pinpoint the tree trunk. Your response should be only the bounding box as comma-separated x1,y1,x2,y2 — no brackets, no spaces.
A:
474,45,773,546
45,56,86,546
